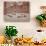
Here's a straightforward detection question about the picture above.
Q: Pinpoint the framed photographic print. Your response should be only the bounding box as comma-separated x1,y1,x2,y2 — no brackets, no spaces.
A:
4,1,30,22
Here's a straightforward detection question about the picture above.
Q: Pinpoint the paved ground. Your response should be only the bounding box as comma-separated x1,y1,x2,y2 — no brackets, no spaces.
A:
4,13,30,22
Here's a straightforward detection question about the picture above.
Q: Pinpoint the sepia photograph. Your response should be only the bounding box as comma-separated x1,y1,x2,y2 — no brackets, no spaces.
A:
4,1,30,22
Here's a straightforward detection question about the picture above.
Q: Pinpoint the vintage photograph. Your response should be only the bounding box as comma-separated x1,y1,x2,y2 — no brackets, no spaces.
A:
4,1,30,22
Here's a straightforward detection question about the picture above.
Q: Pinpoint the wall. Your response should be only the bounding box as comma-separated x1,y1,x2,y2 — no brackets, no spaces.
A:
0,0,46,42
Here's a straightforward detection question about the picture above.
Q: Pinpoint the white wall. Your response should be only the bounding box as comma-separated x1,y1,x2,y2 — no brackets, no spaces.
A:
0,0,46,41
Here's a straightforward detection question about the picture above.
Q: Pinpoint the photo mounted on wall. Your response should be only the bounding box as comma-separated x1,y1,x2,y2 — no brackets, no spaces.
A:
4,1,30,22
